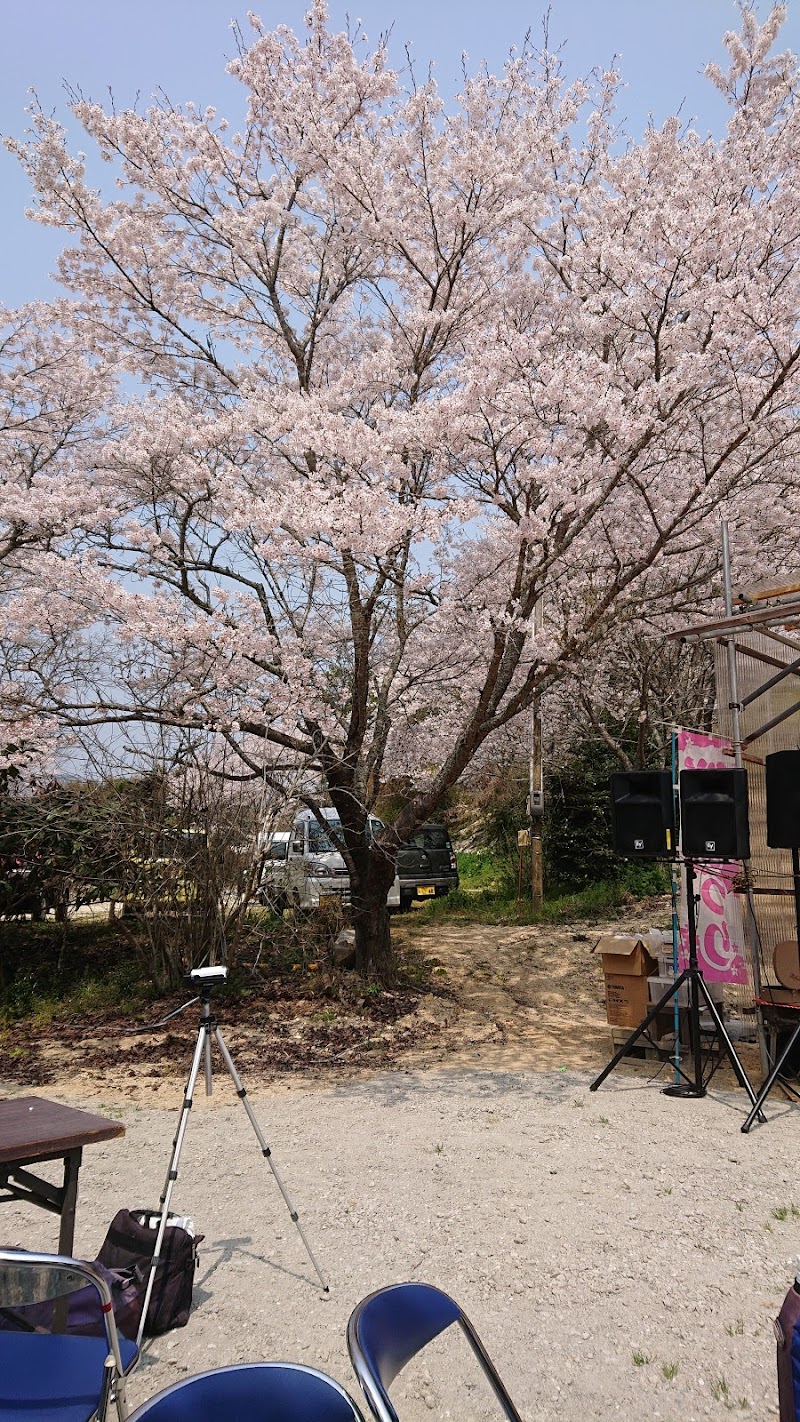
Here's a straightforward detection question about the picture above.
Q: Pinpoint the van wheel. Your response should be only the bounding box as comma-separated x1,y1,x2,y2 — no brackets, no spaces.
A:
398,892,413,914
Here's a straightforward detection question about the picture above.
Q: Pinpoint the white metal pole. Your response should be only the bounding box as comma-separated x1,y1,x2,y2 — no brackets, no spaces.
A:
721,519,767,1073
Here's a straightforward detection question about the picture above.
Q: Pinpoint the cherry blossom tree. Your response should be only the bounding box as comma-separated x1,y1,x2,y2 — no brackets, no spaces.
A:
4,2,800,973
0,303,114,777
545,627,716,770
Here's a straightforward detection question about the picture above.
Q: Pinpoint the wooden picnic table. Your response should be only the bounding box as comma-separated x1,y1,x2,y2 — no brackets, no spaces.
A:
0,1096,125,1256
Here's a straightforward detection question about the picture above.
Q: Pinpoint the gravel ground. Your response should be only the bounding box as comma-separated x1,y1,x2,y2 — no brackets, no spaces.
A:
2,1064,798,1420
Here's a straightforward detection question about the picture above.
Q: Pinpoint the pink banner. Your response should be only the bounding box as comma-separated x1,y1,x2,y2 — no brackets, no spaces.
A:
676,729,748,984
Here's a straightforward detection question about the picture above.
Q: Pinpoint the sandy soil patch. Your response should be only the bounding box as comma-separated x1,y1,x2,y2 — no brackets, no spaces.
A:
2,904,687,1099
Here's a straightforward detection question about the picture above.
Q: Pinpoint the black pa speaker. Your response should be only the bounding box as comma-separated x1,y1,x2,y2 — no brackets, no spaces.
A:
766,750,800,849
609,770,676,858
679,767,749,860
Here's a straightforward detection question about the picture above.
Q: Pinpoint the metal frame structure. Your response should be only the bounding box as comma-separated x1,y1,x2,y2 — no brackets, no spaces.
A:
127,1362,366,1421
0,1248,138,1421
589,854,762,1113
347,1281,524,1422
668,522,800,1124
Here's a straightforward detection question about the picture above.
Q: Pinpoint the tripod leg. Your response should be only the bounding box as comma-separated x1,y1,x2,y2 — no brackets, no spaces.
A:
689,965,704,1097
590,976,690,1092
135,1024,208,1346
213,1027,330,1294
695,978,765,1123
741,1019,800,1133
204,1025,213,1096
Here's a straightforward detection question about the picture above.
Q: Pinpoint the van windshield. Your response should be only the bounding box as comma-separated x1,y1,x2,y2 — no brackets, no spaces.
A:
307,816,383,854
410,826,451,851
308,821,339,854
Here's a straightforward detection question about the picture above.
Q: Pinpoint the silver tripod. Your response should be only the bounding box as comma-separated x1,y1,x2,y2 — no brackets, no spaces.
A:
136,966,329,1345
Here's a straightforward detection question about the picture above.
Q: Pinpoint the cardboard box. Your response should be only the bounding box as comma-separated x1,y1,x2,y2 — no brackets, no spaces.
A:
593,935,659,977
592,935,659,1029
602,973,650,1027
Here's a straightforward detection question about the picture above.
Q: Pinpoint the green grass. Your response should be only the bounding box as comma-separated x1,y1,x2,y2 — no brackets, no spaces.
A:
0,919,150,1023
0,845,669,1028
22,962,151,1027
403,853,667,928
456,849,509,892
414,847,670,923
0,902,442,1033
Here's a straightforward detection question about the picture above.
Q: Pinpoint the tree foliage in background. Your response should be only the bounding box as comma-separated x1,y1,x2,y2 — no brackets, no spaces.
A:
544,739,633,892
465,737,669,896
2,4,800,974
0,749,265,989
545,628,716,772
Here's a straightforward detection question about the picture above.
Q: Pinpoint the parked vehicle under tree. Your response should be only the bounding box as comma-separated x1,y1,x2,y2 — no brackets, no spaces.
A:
396,825,459,912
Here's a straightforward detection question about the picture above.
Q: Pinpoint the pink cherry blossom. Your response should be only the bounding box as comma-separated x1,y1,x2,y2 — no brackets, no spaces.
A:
2,4,799,969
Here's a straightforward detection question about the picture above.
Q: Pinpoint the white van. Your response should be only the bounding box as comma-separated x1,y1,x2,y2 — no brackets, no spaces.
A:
257,830,291,906
281,807,400,910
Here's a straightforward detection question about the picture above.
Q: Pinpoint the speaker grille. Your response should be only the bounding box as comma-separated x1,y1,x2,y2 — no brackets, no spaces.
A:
610,770,675,858
766,750,800,849
679,767,749,860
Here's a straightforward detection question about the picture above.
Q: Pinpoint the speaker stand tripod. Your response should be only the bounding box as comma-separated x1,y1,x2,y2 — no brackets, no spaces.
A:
136,974,329,1346
590,859,764,1121
741,847,800,1133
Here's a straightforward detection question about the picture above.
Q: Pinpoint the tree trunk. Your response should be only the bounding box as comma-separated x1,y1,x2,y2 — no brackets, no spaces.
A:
347,844,396,979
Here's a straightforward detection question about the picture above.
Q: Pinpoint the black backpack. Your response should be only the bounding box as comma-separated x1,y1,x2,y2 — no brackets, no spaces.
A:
0,1258,144,1341
97,1208,203,1337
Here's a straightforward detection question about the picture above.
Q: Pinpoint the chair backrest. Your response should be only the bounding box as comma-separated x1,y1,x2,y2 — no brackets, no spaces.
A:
0,1248,138,1422
127,1362,365,1420
347,1282,523,1422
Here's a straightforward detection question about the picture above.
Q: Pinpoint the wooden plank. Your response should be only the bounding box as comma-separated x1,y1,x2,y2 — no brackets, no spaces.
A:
0,1096,124,1164
608,1026,652,1060
669,598,800,641
735,578,800,604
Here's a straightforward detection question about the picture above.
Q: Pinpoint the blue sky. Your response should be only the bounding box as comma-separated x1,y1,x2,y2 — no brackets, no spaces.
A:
2,0,799,306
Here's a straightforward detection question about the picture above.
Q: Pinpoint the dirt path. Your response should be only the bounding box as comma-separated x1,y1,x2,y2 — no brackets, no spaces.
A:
1,902,689,1101
394,916,622,1073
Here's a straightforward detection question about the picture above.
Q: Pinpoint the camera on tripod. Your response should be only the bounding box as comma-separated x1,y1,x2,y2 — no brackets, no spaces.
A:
185,966,228,989
136,957,328,1339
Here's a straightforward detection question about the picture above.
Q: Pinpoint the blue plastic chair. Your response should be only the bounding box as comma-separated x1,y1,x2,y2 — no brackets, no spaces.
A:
0,1248,139,1422
347,1282,524,1422
127,1362,366,1420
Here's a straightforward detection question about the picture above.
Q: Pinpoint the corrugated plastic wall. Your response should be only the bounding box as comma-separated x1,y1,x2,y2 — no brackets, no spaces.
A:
714,631,800,1003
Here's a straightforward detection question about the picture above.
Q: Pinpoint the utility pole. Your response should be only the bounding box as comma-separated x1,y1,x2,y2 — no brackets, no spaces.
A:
530,699,544,912
527,594,545,912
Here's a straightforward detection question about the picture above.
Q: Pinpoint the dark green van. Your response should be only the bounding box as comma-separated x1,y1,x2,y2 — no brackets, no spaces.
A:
396,824,459,911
